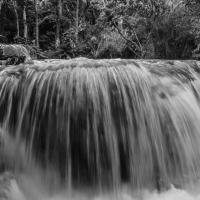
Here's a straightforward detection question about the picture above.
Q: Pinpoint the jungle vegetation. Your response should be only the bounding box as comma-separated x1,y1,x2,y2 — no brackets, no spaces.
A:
0,0,200,59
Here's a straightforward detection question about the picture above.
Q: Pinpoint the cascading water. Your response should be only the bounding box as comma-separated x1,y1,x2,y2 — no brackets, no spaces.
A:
1,58,200,199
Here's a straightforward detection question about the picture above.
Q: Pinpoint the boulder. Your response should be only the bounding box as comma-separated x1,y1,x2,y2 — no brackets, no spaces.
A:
0,44,33,65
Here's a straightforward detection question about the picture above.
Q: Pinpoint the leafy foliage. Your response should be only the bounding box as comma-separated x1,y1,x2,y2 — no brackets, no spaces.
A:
0,0,200,59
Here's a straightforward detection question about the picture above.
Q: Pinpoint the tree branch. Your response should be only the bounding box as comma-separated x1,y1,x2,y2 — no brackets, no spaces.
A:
113,22,141,57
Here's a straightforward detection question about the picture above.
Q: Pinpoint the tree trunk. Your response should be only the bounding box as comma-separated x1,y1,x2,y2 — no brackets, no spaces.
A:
55,0,62,49
23,1,28,41
13,0,20,38
0,0,3,35
34,0,39,47
75,0,79,45
0,0,3,15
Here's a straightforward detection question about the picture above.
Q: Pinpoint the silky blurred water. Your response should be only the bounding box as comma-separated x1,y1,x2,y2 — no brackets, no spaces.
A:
1,58,200,199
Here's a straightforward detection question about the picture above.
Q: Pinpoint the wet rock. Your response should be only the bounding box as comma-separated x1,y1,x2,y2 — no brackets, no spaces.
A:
0,44,33,65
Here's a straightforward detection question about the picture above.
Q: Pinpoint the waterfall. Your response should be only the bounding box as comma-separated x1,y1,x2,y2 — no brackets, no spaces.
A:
1,58,200,198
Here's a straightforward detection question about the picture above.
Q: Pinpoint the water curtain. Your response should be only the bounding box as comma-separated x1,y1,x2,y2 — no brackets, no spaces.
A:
0,58,200,192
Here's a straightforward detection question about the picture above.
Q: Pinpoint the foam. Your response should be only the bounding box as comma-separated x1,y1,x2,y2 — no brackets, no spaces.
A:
7,179,200,200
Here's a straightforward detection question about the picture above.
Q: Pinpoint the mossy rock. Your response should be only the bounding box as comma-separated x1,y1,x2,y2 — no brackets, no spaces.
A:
0,44,33,65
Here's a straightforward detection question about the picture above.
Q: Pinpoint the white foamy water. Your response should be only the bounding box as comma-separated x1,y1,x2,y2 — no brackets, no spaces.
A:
6,171,200,200
2,59,200,200
7,179,200,200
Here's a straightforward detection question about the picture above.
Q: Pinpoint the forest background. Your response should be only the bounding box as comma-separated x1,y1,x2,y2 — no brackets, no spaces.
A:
0,0,200,59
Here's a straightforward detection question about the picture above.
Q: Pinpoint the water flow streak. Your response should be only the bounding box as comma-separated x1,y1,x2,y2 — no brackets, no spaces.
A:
0,58,200,196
